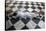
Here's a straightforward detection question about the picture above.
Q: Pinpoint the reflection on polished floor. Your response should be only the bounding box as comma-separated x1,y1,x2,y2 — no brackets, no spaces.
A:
5,0,45,30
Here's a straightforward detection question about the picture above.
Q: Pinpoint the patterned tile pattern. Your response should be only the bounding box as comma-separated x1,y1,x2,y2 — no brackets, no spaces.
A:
5,0,45,30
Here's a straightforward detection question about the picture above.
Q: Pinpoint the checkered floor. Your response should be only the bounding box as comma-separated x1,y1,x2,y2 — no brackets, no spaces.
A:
5,0,45,30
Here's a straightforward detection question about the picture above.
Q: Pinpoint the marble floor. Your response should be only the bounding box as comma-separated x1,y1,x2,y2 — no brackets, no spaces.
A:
5,0,45,30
